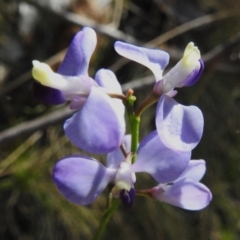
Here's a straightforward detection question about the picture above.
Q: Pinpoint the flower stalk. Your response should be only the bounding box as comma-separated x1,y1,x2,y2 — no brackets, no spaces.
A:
92,199,120,240
129,114,140,163
135,92,159,117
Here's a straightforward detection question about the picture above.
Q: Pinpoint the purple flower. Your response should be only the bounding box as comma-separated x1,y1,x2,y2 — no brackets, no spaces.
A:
114,41,204,95
32,27,122,109
114,41,204,152
32,27,98,106
32,27,125,154
53,133,191,207
150,160,212,210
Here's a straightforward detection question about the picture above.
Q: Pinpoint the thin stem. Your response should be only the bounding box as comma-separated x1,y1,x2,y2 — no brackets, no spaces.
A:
135,92,159,117
130,114,140,163
92,200,120,240
136,189,153,197
120,143,128,157
124,91,140,162
108,93,127,101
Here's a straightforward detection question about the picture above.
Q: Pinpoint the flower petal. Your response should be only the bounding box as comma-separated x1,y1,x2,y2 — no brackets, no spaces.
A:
120,188,135,209
176,159,206,182
114,41,169,80
162,42,203,93
32,81,65,104
131,131,191,183
53,156,116,205
184,59,204,86
152,178,212,210
57,27,97,76
64,87,125,154
94,68,122,94
94,68,125,116
107,135,131,169
156,95,204,151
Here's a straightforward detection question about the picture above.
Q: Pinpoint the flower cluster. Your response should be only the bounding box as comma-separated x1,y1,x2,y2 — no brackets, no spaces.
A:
32,27,212,211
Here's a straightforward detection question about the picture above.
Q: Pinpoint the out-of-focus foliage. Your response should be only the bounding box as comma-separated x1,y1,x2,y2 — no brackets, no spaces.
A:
0,0,240,239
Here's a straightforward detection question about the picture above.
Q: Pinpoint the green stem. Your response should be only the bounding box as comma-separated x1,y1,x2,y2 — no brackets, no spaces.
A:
130,114,140,163
92,200,120,240
125,94,140,162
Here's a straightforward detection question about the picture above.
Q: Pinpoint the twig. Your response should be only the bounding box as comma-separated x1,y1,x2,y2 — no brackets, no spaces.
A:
0,106,72,145
22,0,139,44
111,0,124,28
145,10,239,48
203,31,240,64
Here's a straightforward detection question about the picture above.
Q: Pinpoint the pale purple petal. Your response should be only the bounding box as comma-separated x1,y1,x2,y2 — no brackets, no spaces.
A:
156,95,204,151
64,87,125,154
59,75,98,105
57,27,97,76
94,68,125,116
176,159,206,182
94,69,122,94
131,131,191,183
33,81,65,104
69,96,86,109
162,60,202,93
114,41,169,80
107,135,131,169
53,156,116,205
152,178,212,210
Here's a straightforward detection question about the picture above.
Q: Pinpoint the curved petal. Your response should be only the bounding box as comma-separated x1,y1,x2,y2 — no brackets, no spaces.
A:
57,27,97,76
114,41,169,80
184,59,204,86
94,68,125,116
64,87,125,154
131,131,191,183
176,159,206,182
58,75,97,105
107,135,131,169
162,59,202,93
156,95,204,151
94,68,122,94
69,96,86,109
53,156,116,205
162,42,203,93
152,178,212,210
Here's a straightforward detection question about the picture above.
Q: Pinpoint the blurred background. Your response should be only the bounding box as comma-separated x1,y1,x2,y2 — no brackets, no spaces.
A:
0,0,240,239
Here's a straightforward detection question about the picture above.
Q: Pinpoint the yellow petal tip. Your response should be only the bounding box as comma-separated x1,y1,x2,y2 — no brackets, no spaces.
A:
182,42,201,67
32,60,54,87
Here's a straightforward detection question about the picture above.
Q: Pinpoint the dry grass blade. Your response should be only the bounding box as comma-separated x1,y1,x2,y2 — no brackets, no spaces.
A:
0,131,42,175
